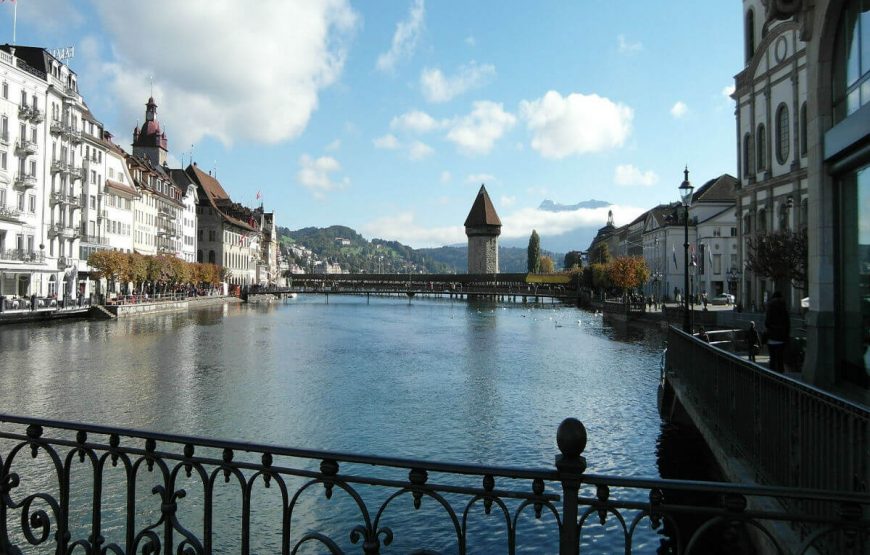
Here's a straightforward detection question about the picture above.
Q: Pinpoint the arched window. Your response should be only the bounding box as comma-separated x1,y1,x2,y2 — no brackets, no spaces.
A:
745,9,755,63
799,102,807,156
756,124,766,172
800,198,808,231
775,103,790,165
743,133,753,177
758,208,767,232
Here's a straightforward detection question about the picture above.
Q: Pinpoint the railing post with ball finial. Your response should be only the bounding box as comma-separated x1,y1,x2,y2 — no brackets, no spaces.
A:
556,418,587,555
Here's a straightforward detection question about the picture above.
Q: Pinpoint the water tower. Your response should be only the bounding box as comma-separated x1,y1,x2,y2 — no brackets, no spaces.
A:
464,184,501,274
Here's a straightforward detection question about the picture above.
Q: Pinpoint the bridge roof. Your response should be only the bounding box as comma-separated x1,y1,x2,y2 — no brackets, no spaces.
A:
464,185,502,227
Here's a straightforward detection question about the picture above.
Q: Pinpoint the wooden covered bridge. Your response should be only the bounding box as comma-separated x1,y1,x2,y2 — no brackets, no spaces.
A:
246,273,580,303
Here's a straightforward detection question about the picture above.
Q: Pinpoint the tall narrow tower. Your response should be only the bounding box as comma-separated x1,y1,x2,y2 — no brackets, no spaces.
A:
464,184,501,274
132,96,169,166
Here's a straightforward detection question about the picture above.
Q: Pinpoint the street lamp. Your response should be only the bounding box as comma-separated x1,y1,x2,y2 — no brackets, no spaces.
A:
678,167,694,333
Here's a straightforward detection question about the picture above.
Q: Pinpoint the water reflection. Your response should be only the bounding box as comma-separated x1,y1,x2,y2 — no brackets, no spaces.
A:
0,297,720,552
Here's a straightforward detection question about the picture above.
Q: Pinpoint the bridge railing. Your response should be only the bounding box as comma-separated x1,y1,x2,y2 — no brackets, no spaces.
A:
1,414,866,554
665,326,870,548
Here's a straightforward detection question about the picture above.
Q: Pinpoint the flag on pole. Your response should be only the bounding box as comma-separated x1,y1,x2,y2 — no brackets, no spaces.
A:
690,245,697,267
256,190,261,200
672,245,677,270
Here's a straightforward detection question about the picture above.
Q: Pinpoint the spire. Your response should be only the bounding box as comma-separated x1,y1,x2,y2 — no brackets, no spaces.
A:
464,184,502,228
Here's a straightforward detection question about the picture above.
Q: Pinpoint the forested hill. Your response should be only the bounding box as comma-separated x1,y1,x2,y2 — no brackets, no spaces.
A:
277,225,452,274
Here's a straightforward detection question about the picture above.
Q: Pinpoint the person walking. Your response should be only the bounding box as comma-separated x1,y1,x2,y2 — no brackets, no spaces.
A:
764,291,790,372
746,321,762,362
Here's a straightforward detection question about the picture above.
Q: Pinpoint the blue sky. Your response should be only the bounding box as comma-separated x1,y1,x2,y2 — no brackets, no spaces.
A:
8,1,741,248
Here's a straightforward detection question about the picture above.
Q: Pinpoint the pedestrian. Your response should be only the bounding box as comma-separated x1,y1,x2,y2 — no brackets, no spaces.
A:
764,291,790,372
746,321,762,362
698,326,710,343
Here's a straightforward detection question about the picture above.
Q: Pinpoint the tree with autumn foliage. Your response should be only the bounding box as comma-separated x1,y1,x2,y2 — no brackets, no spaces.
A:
606,256,650,295
746,229,808,291
539,255,555,273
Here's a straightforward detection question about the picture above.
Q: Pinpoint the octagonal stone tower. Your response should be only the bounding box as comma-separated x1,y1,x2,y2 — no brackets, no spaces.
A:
464,184,501,274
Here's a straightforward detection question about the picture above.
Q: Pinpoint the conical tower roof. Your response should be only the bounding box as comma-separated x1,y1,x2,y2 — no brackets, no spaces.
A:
464,184,502,227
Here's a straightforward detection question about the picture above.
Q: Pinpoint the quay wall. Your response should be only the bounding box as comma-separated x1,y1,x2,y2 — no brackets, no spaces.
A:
107,296,241,318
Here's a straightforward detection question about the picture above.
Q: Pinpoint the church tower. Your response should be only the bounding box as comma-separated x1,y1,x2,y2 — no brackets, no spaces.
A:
132,96,169,166
464,184,501,274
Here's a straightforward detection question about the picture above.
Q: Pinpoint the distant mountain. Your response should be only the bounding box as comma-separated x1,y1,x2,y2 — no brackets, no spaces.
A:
418,245,564,273
538,199,611,212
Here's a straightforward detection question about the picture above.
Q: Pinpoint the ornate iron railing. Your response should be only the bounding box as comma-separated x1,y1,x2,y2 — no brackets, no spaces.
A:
0,415,867,554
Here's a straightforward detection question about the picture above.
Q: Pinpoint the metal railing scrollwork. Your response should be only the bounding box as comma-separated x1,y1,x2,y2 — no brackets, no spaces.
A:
0,415,867,554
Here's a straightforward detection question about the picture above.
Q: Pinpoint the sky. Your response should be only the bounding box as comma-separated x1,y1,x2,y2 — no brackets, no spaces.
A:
7,0,742,249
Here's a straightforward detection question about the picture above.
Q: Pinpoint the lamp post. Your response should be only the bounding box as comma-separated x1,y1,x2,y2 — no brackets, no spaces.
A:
679,167,694,333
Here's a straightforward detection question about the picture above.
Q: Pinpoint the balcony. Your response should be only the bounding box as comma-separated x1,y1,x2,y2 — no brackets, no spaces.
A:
48,224,80,240
15,139,38,156
13,173,37,189
49,192,81,207
158,206,176,220
30,107,44,124
62,85,78,99
50,159,69,175
81,234,108,246
0,131,9,146
57,256,74,269
0,205,22,222
65,129,82,145
17,105,32,120
0,249,44,263
50,120,64,135
68,165,84,181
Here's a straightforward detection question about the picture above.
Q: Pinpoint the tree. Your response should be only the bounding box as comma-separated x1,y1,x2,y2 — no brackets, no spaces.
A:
527,230,541,273
746,229,808,290
564,251,582,270
539,255,555,273
591,242,610,264
606,256,650,293
590,263,610,290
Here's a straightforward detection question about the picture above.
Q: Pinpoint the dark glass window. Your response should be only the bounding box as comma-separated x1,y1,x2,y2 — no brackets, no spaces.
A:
746,9,755,63
800,102,808,156
833,2,870,122
743,133,753,177
756,124,767,172
776,104,790,165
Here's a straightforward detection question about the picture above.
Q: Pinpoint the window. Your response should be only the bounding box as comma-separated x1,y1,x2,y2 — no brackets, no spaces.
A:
832,2,870,122
713,254,722,275
730,227,738,237
758,208,767,232
89,195,95,209
17,193,24,211
776,104,790,165
2,82,7,99
745,9,755,63
0,188,5,207
19,90,26,106
839,165,870,383
756,124,766,172
27,235,33,253
28,195,35,213
1,152,6,171
743,133,753,177
0,116,7,142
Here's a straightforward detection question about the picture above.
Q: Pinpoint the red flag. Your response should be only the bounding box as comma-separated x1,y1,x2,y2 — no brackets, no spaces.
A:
255,190,261,200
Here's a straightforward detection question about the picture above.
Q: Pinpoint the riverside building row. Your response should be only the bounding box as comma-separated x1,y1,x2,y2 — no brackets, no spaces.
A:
0,44,283,300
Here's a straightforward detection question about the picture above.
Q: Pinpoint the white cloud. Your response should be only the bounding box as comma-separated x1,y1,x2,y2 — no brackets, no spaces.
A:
500,204,645,240
408,140,435,160
374,134,400,149
19,0,85,31
500,195,517,207
420,62,496,103
440,171,452,183
326,139,342,151
376,0,425,72
363,212,465,248
614,164,659,187
91,1,357,149
297,154,349,197
519,91,633,159
446,101,516,155
722,85,736,98
465,173,496,184
465,36,476,47
390,110,445,133
670,101,689,118
617,34,642,54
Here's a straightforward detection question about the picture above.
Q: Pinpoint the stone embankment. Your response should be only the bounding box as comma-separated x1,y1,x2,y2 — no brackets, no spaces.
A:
103,296,241,318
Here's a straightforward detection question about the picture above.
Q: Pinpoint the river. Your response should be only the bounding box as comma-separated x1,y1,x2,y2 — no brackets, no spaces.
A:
0,296,713,553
